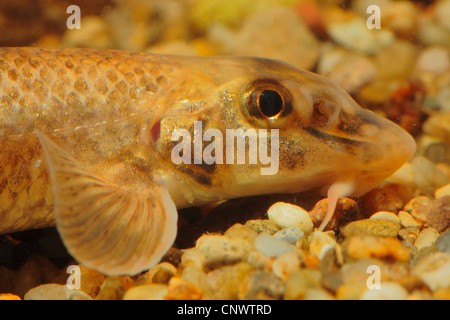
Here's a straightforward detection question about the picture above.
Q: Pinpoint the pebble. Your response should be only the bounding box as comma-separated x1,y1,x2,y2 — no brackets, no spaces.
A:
24,284,91,300
318,48,377,93
327,15,394,55
267,202,313,235
381,1,419,38
341,219,401,238
415,46,450,74
359,184,404,216
234,7,319,70
61,16,113,49
335,283,367,300
398,227,420,244
437,88,450,112
412,252,450,291
435,229,450,254
412,156,450,195
224,223,258,242
308,231,339,260
197,235,252,271
304,287,335,300
308,197,359,230
0,293,21,300
244,219,281,235
374,40,418,80
284,269,322,300
414,228,440,250
273,227,305,245
122,284,168,300
94,277,125,300
240,271,285,300
418,14,450,47
436,0,450,31
404,196,433,223
423,111,450,145
180,264,214,299
398,211,422,228
254,232,295,258
340,259,382,286
272,251,303,280
360,282,409,300
211,262,253,300
344,235,410,262
423,141,450,165
7,255,61,299
428,196,450,232
164,277,203,300
369,211,400,224
135,262,177,285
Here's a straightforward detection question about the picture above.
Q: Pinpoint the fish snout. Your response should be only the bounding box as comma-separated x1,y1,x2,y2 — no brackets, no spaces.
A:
349,109,416,195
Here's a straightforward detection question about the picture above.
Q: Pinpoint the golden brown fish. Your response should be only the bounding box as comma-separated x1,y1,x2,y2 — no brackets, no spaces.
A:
0,47,415,275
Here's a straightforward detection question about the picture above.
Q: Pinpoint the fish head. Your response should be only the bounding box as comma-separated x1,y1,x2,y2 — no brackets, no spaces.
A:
148,56,416,204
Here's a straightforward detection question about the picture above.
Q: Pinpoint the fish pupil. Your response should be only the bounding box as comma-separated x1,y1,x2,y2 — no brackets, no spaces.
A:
258,90,283,118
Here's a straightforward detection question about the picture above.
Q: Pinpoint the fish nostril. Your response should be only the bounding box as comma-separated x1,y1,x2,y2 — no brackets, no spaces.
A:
313,101,333,127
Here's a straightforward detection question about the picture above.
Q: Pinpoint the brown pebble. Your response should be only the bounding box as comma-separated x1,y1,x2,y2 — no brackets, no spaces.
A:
428,196,450,232
341,219,401,238
240,271,285,300
308,197,358,230
244,219,282,235
94,277,125,300
224,223,258,242
359,184,404,216
10,255,60,298
164,277,202,300
78,265,106,298
398,227,420,244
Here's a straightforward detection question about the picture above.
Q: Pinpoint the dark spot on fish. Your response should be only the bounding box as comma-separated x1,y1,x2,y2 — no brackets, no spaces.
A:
150,119,161,142
338,111,363,135
178,165,212,186
304,126,367,155
279,138,305,170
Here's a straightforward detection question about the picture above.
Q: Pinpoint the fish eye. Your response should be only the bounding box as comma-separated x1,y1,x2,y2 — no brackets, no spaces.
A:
246,80,292,122
258,90,283,118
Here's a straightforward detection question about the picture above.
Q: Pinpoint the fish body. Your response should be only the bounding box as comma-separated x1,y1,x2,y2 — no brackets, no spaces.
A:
0,47,415,274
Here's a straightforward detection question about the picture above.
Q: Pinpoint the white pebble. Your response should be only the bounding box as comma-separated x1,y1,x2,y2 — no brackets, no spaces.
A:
412,252,450,291
360,282,408,300
398,211,422,228
24,284,91,300
416,46,450,74
273,227,305,245
308,231,338,259
328,17,394,54
414,228,440,249
369,211,400,223
272,251,302,279
267,202,313,234
254,232,294,258
435,183,450,199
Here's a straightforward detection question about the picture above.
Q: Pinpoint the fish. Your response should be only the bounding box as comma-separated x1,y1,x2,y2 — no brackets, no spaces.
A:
0,47,416,275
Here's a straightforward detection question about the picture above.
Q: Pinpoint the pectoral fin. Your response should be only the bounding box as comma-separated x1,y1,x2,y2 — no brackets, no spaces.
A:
36,131,178,276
